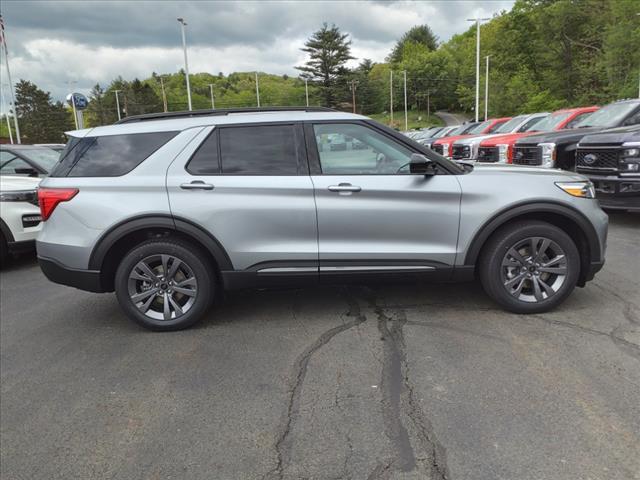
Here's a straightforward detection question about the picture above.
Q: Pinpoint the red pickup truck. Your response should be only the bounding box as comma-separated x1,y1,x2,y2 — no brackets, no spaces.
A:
476,106,598,163
431,117,511,158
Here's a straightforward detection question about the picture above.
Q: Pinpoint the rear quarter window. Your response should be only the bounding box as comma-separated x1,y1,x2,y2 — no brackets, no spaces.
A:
51,131,178,177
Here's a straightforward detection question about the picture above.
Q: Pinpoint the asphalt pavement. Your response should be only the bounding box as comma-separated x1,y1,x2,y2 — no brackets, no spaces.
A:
435,111,470,127
1,213,639,480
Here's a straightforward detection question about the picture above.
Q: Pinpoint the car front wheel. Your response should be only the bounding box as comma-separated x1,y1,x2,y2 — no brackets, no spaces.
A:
479,220,580,314
115,238,214,331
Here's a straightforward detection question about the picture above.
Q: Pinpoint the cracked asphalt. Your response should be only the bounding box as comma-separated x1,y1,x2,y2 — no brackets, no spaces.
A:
1,213,639,480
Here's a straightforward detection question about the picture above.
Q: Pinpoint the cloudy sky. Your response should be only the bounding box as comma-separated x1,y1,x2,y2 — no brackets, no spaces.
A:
1,0,514,102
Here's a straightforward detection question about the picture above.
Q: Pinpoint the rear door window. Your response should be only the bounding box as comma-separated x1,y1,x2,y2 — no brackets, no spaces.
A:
218,125,300,175
51,131,178,177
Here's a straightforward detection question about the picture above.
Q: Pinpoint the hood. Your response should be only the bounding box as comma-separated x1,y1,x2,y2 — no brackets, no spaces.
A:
480,131,536,147
577,125,640,146
514,126,602,146
469,163,586,181
453,133,504,146
433,133,480,146
0,175,42,192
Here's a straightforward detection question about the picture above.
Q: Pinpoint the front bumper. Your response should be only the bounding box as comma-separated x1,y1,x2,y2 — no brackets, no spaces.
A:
38,256,106,293
581,173,640,211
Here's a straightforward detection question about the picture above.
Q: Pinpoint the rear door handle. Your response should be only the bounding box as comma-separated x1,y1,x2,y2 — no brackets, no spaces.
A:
328,183,362,193
180,181,214,191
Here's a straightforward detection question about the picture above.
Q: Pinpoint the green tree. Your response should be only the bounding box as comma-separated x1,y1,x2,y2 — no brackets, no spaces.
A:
388,25,438,64
296,23,354,107
14,80,73,143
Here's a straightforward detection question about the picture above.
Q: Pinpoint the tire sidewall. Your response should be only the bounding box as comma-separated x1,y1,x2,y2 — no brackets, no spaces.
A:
115,239,213,331
480,222,580,314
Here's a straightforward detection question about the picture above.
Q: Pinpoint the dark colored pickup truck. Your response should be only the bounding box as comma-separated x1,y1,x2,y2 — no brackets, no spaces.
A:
512,99,640,169
575,125,640,211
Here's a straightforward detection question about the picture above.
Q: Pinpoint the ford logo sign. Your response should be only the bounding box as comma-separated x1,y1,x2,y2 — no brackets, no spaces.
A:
515,151,524,160
583,153,597,165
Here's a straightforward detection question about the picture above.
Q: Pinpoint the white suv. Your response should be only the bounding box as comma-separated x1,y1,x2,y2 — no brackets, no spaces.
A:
0,175,42,263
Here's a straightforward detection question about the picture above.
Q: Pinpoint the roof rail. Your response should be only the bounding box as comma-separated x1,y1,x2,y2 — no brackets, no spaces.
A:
115,106,337,124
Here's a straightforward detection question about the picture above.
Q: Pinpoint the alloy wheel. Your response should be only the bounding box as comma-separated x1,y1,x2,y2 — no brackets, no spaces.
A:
501,236,568,303
127,254,198,321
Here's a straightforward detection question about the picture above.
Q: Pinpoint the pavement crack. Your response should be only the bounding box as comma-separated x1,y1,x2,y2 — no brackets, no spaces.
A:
264,288,367,480
371,293,450,480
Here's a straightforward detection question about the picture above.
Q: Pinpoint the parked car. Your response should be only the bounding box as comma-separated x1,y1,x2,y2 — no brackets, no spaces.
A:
575,125,640,211
431,117,511,158
512,99,640,168
0,144,62,177
414,125,459,148
36,107,608,330
477,106,599,164
425,123,480,152
451,113,550,161
0,175,42,264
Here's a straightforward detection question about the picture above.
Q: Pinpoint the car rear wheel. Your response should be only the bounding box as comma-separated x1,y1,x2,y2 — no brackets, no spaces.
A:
115,238,214,331
479,221,580,314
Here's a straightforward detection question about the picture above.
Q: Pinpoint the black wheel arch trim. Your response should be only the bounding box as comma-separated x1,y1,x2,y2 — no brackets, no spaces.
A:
0,218,14,243
88,214,233,271
463,201,602,266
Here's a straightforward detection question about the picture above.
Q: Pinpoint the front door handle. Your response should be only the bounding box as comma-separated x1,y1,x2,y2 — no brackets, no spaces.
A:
180,181,214,191
328,183,362,193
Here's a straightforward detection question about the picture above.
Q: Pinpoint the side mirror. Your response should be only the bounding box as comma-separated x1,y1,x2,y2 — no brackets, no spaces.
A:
15,167,40,177
409,153,436,176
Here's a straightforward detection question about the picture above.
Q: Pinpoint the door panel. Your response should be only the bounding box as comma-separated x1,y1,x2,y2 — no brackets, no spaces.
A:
166,125,318,271
309,122,461,268
312,174,461,265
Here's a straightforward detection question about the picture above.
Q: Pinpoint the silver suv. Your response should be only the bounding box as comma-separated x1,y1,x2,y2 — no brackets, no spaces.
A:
36,107,608,331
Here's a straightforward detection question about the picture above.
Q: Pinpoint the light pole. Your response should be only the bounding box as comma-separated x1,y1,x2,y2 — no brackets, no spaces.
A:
114,89,122,121
403,70,408,131
160,77,168,112
255,72,260,107
208,84,215,109
389,70,394,126
484,55,490,120
66,80,78,129
467,17,489,122
305,78,309,107
350,79,358,113
177,17,192,111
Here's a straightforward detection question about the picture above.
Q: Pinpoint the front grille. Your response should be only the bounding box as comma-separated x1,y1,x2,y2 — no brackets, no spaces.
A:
452,145,470,160
477,147,499,163
576,148,620,171
432,144,444,155
513,146,541,165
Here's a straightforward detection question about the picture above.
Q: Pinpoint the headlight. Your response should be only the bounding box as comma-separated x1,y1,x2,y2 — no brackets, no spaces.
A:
622,148,640,157
443,144,450,157
0,190,38,205
497,144,509,163
540,143,556,168
555,181,595,199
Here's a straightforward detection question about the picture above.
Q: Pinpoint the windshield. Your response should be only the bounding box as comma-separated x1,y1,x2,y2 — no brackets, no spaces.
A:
495,115,528,133
17,148,61,172
575,102,639,128
468,120,492,134
526,112,571,132
433,127,456,138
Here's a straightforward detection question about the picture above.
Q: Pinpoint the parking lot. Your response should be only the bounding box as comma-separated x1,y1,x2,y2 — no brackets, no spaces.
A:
0,212,638,480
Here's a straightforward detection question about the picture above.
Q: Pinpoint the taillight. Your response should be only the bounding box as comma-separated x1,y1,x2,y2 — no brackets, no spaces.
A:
38,188,79,221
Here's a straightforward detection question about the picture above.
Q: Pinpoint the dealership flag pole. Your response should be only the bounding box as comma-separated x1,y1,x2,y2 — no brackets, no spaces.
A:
255,72,260,107
389,70,394,126
305,78,309,107
209,83,215,109
485,55,490,121
403,70,408,131
114,90,122,121
0,15,21,143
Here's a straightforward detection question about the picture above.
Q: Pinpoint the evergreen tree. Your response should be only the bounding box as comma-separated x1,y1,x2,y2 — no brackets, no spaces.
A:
14,80,73,143
388,25,438,64
296,23,354,107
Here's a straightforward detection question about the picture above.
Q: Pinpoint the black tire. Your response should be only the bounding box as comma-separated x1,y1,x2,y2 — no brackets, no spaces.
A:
478,220,580,314
115,238,215,331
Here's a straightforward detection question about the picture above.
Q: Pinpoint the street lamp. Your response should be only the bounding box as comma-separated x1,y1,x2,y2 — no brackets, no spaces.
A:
467,17,490,122
208,83,215,109
177,17,193,111
114,89,122,121
485,55,491,121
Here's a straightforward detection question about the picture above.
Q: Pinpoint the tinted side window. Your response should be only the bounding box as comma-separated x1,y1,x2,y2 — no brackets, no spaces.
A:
187,130,220,175
219,125,299,175
51,131,178,177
